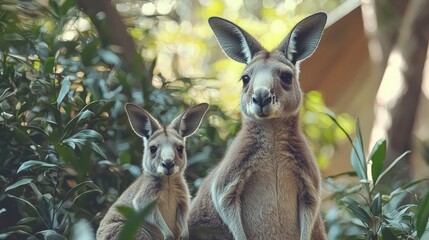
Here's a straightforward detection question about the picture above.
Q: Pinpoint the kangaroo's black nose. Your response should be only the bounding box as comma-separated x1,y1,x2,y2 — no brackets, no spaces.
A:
252,91,272,108
162,161,175,170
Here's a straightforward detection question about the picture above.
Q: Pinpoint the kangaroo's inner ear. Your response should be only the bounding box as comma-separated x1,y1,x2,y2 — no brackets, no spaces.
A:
276,12,327,64
170,103,209,138
125,104,161,139
208,17,264,64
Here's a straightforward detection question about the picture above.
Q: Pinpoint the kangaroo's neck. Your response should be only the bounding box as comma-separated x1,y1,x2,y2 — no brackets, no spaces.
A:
242,114,301,139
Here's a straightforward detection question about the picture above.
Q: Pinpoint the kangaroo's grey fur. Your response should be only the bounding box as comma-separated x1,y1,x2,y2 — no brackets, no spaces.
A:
189,13,328,240
97,103,209,240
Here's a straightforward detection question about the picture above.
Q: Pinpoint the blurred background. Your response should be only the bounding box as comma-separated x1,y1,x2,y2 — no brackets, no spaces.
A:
1,0,428,239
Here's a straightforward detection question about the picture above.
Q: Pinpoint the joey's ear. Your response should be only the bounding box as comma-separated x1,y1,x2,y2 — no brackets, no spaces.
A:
125,103,161,139
208,17,264,64
276,12,327,64
169,103,209,138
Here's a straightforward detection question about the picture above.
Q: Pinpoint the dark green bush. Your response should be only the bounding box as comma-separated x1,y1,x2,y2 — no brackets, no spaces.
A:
325,115,429,239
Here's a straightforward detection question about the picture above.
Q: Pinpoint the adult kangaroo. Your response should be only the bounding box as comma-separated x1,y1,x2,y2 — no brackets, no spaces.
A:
189,13,328,240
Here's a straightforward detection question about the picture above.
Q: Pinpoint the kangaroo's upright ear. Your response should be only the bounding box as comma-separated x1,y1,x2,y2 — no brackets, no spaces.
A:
275,12,327,64
208,17,264,64
125,103,161,139
170,103,209,138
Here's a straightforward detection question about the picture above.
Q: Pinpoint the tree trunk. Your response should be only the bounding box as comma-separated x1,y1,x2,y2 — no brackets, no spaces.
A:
361,0,409,75
76,0,145,75
369,0,429,185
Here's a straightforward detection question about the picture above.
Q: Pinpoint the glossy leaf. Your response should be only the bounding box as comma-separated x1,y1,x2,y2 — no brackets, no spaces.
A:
56,76,71,108
5,178,33,192
44,57,55,74
341,197,371,227
117,201,156,240
350,137,366,181
56,181,102,212
417,191,429,238
370,193,382,217
375,151,411,186
369,139,386,185
17,160,57,173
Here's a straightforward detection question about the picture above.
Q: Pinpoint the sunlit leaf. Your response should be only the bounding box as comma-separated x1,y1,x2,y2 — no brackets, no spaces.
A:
350,118,367,181
369,139,386,185
351,138,366,181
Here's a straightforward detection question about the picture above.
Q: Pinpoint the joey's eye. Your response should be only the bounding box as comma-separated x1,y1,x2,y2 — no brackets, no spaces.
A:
149,146,157,154
177,146,184,154
241,75,250,85
280,72,292,85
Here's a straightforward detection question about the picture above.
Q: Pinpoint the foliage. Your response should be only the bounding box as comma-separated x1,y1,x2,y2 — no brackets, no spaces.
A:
325,113,429,239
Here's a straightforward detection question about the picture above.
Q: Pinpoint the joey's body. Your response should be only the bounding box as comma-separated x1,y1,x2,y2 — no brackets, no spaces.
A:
189,13,328,240
97,103,209,240
98,173,189,239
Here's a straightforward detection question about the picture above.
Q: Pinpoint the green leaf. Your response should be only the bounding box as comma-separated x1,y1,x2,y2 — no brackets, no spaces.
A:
370,193,382,217
56,76,71,108
5,178,33,192
417,191,429,238
98,49,121,65
375,151,411,186
341,197,371,227
63,110,95,138
59,0,75,15
7,195,50,228
62,129,104,151
351,138,367,181
36,230,66,240
388,179,428,202
369,139,386,185
17,160,57,173
81,39,98,66
117,201,156,240
381,227,396,240
56,181,101,213
44,57,55,74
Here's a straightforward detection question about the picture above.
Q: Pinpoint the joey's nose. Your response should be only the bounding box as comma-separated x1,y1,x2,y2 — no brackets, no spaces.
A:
162,161,175,171
252,91,272,108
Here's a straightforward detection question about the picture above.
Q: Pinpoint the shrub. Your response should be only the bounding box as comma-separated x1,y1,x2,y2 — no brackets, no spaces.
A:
325,114,429,239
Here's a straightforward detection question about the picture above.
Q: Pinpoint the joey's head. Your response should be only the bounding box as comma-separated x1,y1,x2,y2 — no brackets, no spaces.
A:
208,13,327,121
125,103,209,177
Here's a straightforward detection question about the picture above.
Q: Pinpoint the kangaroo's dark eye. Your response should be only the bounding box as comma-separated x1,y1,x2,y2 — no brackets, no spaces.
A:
241,75,250,85
149,146,157,154
177,146,184,154
280,72,292,85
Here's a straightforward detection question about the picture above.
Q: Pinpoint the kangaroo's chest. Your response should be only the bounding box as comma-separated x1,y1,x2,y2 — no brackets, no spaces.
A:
157,188,179,234
240,152,301,238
